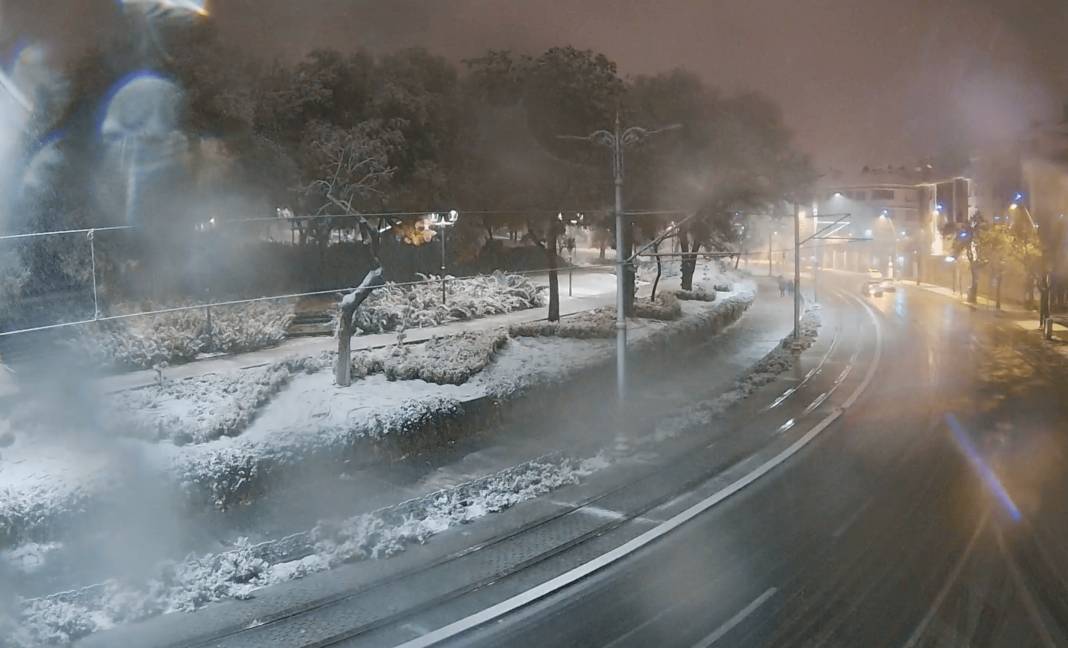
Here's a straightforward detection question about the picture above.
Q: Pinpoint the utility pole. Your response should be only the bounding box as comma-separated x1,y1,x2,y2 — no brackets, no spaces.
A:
612,114,627,410
559,115,680,419
768,229,773,277
793,202,801,341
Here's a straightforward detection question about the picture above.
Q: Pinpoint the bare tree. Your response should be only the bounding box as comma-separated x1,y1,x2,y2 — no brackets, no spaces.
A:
300,121,400,252
335,266,386,386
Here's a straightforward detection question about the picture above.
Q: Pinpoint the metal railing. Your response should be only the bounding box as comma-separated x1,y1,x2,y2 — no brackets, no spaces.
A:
0,262,614,339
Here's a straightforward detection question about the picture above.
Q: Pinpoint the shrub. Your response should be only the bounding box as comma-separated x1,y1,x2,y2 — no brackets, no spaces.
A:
74,302,294,371
634,292,682,321
354,272,544,334
379,330,509,385
509,308,616,339
675,287,716,302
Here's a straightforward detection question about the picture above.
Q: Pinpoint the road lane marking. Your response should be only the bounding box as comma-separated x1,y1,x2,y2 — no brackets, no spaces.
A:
994,527,1059,648
902,512,989,648
835,366,852,385
691,587,778,648
831,496,873,539
767,323,842,411
803,392,829,415
392,291,882,648
603,598,690,648
768,388,796,409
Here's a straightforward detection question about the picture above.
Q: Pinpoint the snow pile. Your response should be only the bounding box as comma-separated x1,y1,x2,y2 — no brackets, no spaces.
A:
355,272,545,334
115,356,329,445
633,291,682,321
74,302,295,371
12,454,606,646
509,308,615,339
375,330,509,386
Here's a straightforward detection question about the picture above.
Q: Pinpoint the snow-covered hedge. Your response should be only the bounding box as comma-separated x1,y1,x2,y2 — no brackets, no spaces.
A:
74,302,295,371
634,291,682,321
354,272,544,334
675,287,716,302
509,308,615,339
376,330,508,386
116,355,329,445
655,306,821,439
12,455,607,647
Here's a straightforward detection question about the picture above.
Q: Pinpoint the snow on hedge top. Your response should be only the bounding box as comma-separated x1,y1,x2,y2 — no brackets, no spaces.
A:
354,271,545,334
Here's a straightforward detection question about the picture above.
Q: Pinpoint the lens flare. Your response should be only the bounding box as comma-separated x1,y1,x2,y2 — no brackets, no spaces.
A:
120,0,209,16
946,413,1021,522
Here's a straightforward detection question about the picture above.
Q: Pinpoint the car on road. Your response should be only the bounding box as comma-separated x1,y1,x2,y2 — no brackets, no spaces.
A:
862,281,884,297
880,279,897,293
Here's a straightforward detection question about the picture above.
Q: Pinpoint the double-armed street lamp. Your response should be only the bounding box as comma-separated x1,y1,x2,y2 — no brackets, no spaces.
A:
429,210,459,304
558,115,680,415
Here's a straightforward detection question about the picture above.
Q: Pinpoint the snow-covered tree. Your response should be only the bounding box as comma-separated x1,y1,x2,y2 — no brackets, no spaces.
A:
336,266,385,386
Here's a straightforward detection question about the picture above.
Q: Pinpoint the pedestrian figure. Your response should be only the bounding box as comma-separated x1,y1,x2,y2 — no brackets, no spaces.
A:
777,275,786,297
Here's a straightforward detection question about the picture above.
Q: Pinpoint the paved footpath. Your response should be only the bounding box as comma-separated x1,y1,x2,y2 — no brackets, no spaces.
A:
95,268,619,393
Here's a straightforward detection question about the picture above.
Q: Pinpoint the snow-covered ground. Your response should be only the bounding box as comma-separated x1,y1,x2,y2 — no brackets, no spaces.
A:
0,264,764,646
5,454,608,647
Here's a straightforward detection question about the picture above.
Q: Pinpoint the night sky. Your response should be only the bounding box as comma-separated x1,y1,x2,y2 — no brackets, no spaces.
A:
7,0,1068,169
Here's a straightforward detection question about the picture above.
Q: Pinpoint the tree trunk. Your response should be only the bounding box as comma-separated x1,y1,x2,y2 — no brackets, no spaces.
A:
650,240,662,301
335,266,385,387
995,269,1003,311
547,223,560,322
1040,275,1051,325
968,266,979,304
336,312,353,386
679,230,699,292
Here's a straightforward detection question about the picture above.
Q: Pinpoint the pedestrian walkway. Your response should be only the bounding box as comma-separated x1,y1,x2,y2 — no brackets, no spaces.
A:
98,269,619,393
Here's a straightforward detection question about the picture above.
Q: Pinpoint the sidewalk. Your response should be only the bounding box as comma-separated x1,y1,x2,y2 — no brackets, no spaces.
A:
98,269,619,393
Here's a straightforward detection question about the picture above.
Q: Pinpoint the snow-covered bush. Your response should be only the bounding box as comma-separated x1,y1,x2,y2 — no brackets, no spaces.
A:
74,301,295,371
509,308,615,339
675,287,716,302
354,271,544,334
116,355,328,445
634,291,682,321
13,455,607,646
378,330,508,385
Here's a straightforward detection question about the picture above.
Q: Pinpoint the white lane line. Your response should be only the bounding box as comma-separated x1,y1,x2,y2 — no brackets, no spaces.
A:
803,392,829,415
691,587,778,648
995,527,1059,648
603,598,689,648
393,292,882,648
767,323,842,411
776,418,796,434
835,366,852,385
831,496,873,539
901,512,989,648
768,388,796,409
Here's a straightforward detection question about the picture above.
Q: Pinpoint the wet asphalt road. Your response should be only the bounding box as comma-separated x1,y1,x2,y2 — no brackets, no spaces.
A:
442,275,1068,647
85,274,1068,648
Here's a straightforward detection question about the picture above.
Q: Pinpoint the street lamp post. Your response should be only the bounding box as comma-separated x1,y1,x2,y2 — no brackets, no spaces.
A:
1010,200,1050,327
793,203,801,342
558,115,680,415
878,211,898,279
429,210,459,304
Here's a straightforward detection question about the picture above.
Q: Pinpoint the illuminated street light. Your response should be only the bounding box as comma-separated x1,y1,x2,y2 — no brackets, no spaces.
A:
429,210,460,304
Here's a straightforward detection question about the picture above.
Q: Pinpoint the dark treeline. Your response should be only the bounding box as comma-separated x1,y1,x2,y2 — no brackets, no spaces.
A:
2,15,815,321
